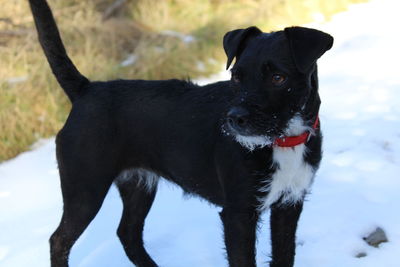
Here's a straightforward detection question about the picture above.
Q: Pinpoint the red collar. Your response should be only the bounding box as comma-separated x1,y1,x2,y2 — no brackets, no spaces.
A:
273,116,319,148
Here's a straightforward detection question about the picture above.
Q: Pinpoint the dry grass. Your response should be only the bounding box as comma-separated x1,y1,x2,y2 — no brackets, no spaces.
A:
0,0,367,162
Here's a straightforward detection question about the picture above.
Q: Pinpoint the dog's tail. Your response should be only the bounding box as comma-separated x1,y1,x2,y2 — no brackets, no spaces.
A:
28,0,89,102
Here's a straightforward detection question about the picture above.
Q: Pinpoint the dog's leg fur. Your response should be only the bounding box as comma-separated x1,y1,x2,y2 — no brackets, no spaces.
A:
269,201,304,267
50,119,119,266
50,167,114,267
116,179,158,267
220,208,259,267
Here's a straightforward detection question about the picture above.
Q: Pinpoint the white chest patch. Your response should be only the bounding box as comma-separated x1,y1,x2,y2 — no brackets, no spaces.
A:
258,144,315,211
258,115,316,211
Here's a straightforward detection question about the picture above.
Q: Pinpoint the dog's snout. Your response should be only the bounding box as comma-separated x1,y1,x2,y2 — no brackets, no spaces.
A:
227,107,249,130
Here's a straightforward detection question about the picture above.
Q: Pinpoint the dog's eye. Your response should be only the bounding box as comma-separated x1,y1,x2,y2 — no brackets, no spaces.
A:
271,74,286,86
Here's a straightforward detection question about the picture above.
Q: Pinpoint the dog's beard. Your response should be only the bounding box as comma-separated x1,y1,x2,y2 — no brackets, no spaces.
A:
222,120,274,151
234,134,273,151
223,114,310,151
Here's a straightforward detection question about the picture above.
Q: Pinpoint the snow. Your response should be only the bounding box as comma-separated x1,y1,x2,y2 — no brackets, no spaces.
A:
1,0,400,266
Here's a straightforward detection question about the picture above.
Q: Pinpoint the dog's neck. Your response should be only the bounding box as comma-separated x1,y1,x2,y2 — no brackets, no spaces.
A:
273,115,319,147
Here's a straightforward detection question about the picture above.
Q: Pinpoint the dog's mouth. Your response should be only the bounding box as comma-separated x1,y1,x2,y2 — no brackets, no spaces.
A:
224,107,283,136
222,120,280,151
222,111,310,151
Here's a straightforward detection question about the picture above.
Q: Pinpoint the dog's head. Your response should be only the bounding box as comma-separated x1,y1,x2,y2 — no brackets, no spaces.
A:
222,26,333,150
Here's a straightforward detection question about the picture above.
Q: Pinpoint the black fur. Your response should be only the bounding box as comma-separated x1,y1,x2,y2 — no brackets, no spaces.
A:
28,0,333,266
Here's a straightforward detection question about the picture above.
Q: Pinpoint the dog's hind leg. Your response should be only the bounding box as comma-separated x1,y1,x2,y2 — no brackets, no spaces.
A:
50,161,116,267
116,174,158,267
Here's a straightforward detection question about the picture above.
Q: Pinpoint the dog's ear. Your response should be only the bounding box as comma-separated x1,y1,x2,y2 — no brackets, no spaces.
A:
223,26,262,70
284,27,333,73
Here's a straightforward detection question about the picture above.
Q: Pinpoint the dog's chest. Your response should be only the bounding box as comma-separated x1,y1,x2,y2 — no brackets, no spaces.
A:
259,144,314,210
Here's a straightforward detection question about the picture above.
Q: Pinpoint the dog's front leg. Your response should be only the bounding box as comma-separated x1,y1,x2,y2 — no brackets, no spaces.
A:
269,201,304,267
220,208,259,267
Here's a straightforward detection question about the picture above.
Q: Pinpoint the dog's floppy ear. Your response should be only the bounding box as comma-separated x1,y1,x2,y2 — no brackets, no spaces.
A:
223,26,262,70
284,27,333,73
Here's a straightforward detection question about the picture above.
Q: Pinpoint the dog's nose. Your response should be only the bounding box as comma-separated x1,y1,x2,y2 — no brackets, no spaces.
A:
227,107,249,130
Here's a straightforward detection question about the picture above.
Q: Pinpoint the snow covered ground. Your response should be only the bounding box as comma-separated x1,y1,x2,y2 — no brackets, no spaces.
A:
1,0,400,266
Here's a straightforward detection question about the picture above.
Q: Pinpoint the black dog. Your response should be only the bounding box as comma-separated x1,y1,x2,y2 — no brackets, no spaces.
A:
29,0,333,266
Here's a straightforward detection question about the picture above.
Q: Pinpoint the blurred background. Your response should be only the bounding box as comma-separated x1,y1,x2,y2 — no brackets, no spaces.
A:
0,0,366,162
